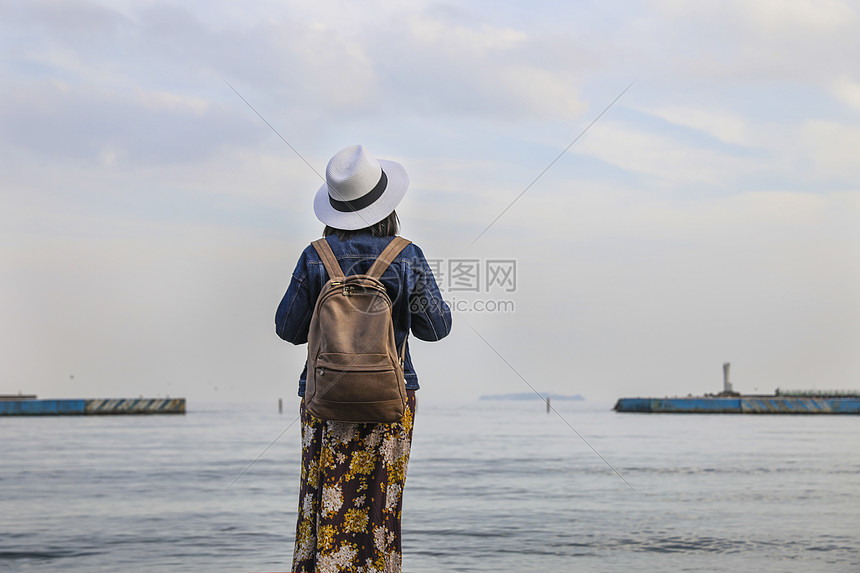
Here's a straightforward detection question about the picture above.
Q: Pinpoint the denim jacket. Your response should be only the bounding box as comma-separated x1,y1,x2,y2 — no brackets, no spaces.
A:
275,233,452,396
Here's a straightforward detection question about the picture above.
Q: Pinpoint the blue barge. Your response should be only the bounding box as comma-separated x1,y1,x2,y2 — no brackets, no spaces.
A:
0,397,186,416
614,362,860,414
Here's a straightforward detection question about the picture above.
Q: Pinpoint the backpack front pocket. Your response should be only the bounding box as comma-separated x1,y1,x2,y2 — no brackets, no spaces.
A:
313,352,403,403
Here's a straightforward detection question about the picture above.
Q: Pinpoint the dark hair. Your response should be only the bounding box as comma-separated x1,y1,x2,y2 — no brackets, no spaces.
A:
324,211,400,240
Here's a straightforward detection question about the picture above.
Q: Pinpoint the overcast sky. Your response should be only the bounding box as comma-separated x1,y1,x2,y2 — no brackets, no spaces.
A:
2,0,859,404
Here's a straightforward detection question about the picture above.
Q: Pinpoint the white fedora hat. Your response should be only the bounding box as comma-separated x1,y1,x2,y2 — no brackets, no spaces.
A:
313,145,409,230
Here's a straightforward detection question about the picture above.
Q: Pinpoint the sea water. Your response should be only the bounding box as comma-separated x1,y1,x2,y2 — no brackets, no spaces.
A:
1,400,858,572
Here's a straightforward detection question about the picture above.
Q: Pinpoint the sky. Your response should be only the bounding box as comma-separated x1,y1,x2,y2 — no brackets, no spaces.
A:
1,0,859,404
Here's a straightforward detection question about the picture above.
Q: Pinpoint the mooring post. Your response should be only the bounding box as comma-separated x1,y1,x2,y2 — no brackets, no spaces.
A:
546,396,551,413
278,398,283,414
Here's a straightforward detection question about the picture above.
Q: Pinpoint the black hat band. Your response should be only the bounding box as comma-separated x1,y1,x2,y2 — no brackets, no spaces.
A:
329,170,388,213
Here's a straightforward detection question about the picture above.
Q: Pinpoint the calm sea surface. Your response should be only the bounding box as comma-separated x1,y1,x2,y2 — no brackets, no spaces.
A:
2,399,858,572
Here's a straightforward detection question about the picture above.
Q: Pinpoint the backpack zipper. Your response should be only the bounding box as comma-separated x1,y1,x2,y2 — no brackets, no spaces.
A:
329,282,387,296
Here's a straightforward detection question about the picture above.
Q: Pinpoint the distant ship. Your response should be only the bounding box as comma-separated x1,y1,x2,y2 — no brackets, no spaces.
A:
614,363,860,414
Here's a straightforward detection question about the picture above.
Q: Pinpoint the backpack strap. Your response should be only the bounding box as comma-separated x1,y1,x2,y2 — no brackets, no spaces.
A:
367,236,412,280
368,236,412,366
311,239,345,280
398,332,408,366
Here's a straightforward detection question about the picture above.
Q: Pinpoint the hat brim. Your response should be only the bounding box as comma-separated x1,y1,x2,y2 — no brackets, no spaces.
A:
313,159,409,230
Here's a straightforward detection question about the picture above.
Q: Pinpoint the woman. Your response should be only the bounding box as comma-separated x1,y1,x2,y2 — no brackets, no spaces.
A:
275,145,452,572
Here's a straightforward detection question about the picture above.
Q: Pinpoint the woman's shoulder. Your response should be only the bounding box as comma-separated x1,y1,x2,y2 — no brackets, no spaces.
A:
393,237,430,262
398,237,421,252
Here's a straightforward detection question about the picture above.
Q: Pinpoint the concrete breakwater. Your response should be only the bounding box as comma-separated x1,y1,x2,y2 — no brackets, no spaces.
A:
0,397,186,416
614,395,860,414
615,363,860,414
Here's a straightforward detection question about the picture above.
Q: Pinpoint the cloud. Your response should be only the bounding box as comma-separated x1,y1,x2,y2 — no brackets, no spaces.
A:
634,103,860,187
640,105,748,145
801,120,860,181
9,0,127,44
575,121,751,185
2,0,597,138
833,77,860,110
0,80,263,165
653,0,860,82
733,0,856,32
408,16,528,52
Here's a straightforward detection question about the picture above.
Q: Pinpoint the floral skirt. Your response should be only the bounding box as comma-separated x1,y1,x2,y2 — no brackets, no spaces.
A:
292,390,417,573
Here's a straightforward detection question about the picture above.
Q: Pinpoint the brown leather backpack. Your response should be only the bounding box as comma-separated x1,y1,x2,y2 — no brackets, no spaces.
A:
304,236,411,423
